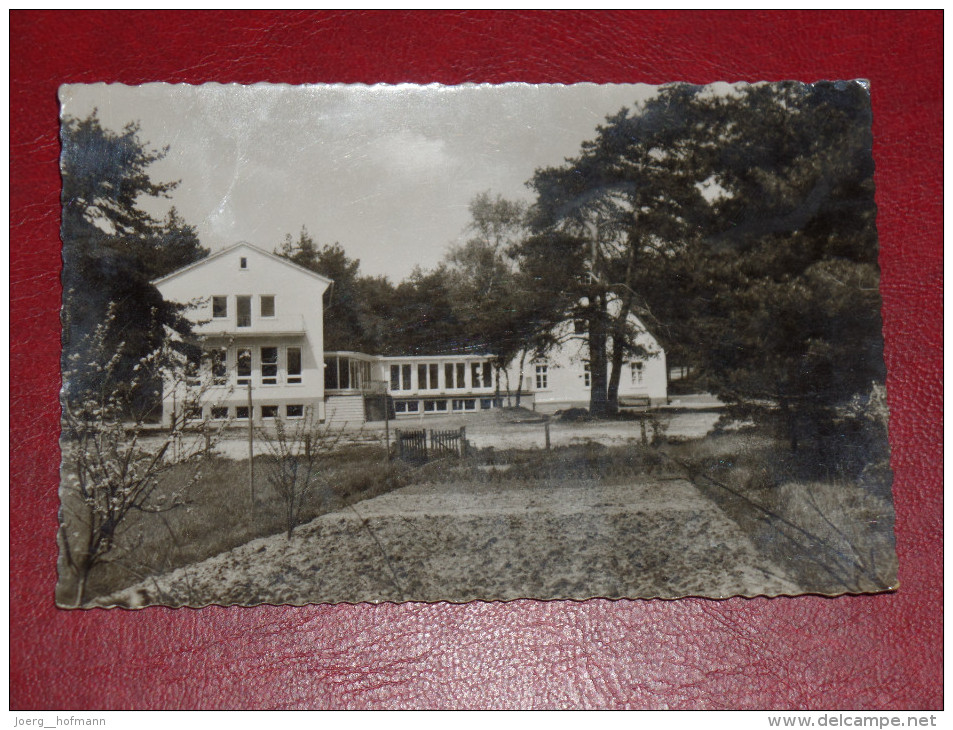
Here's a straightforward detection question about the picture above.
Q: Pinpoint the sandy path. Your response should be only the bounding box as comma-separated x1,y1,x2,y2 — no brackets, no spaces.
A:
103,477,799,607
146,410,725,459
457,413,722,449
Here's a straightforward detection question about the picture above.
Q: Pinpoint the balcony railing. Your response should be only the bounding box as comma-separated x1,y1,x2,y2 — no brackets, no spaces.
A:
196,314,307,336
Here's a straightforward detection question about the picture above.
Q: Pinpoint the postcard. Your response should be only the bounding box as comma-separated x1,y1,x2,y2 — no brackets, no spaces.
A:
57,82,896,606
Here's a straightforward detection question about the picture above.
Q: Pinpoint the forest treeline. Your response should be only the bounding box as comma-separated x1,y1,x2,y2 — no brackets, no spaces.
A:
61,81,885,448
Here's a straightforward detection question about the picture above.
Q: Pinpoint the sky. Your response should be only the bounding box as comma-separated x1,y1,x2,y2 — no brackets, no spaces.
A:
60,82,660,281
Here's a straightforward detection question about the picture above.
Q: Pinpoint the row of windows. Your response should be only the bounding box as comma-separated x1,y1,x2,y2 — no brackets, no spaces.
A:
393,397,498,414
211,294,275,327
188,346,302,386
534,360,644,390
186,404,305,421
325,356,373,390
389,361,494,391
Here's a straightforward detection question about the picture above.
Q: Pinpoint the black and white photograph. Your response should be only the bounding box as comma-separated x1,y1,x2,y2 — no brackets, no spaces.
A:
57,82,896,607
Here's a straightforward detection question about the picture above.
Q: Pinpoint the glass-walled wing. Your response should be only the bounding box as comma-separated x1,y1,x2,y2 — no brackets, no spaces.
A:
324,353,374,392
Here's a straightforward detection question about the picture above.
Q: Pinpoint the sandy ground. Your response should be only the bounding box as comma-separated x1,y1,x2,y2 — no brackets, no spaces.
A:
102,476,799,607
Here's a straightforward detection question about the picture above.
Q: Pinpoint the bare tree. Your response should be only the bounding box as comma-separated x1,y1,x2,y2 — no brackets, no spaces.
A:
58,307,221,607
257,409,345,539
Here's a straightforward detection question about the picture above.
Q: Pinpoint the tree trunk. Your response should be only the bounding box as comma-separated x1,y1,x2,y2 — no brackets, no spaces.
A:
588,295,610,418
493,362,503,405
515,350,527,407
607,332,626,415
607,263,636,416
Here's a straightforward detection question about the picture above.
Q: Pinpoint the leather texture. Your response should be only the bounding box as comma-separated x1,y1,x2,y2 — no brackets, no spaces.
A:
10,10,942,709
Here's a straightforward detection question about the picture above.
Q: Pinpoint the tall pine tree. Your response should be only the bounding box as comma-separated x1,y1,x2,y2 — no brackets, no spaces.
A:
60,112,208,411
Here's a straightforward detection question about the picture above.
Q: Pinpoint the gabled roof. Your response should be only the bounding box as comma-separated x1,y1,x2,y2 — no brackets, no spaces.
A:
150,241,334,286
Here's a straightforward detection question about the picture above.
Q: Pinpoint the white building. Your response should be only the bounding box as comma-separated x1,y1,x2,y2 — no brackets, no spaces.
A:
154,242,667,427
510,317,668,413
152,242,331,427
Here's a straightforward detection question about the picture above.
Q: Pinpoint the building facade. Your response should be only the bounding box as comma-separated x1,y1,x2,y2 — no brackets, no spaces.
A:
154,242,667,427
511,318,668,413
153,242,331,427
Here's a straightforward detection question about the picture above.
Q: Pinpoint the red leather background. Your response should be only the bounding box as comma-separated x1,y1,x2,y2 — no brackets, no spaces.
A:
10,11,942,709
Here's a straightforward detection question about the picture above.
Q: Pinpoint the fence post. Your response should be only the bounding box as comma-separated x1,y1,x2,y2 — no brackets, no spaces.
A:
459,426,467,457
247,379,255,506
545,422,551,450
384,395,390,462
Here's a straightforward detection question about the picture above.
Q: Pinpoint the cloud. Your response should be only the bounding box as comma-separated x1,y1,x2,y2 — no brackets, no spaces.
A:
367,130,453,177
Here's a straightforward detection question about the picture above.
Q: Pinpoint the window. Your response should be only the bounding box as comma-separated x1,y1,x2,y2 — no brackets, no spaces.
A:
583,362,591,388
445,362,466,389
184,401,203,422
240,257,248,269
261,347,278,385
287,347,302,384
236,295,251,327
212,296,228,319
237,348,251,385
405,400,419,413
324,357,339,389
261,405,278,419
211,406,229,420
424,399,448,413
430,363,439,389
395,401,407,413
535,364,548,390
452,399,476,412
418,364,429,390
338,357,350,389
395,400,420,414
185,349,201,387
260,295,275,318
480,398,494,410
211,348,228,385
471,362,493,388
236,406,250,420
286,404,304,418
390,364,411,390
631,361,644,384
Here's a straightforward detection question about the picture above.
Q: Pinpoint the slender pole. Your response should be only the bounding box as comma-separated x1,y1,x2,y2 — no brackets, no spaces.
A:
247,379,254,505
384,390,390,462
545,421,551,450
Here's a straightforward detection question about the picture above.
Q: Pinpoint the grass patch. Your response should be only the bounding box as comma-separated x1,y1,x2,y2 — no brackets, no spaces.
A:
661,432,896,593
60,420,897,603
57,444,411,604
408,441,681,486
